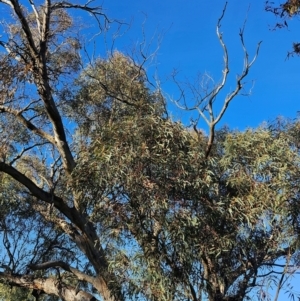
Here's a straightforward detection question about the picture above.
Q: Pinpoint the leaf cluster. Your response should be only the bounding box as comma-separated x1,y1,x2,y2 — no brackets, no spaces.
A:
71,105,300,300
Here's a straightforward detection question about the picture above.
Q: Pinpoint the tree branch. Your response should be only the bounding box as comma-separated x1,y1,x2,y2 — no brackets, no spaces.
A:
28,260,112,298
0,0,13,9
28,261,96,285
9,0,38,56
0,161,119,300
41,0,51,47
51,0,113,31
171,3,261,159
0,272,99,301
0,162,85,232
28,0,41,34
0,106,56,144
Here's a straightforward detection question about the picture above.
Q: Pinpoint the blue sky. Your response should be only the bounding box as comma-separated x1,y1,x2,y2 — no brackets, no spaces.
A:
91,0,300,132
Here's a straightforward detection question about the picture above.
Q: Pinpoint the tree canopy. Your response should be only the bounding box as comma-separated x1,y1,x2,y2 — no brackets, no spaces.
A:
0,1,300,301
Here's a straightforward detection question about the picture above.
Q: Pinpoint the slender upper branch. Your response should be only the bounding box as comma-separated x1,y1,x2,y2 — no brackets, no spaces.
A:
171,2,260,159
10,142,50,165
43,0,50,40
28,0,41,33
51,1,112,30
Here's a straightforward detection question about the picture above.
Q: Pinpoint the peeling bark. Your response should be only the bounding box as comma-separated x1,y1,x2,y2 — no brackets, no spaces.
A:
0,272,98,301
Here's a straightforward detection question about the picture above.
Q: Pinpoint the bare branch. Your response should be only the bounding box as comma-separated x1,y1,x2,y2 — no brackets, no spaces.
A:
213,25,261,127
210,1,229,101
51,0,113,31
10,142,50,165
40,0,50,54
0,0,13,8
171,3,260,158
28,0,41,34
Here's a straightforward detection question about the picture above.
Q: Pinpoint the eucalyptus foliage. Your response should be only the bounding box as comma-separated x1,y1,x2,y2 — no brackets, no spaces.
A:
0,1,300,301
73,112,300,301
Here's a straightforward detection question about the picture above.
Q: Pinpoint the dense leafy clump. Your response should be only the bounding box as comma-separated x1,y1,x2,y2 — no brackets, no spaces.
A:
72,113,300,300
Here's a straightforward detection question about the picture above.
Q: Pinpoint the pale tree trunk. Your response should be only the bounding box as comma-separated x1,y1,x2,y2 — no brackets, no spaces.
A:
0,272,98,301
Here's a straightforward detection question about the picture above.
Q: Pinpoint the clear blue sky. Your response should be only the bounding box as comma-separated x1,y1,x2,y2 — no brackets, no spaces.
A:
87,0,300,132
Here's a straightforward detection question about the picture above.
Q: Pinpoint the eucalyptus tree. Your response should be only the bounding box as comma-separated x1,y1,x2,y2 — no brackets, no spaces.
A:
1,1,299,301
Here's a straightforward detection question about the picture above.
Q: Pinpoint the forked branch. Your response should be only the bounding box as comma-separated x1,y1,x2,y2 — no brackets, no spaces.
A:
172,2,261,158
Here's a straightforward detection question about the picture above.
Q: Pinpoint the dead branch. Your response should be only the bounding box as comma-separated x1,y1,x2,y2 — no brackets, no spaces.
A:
171,2,261,158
